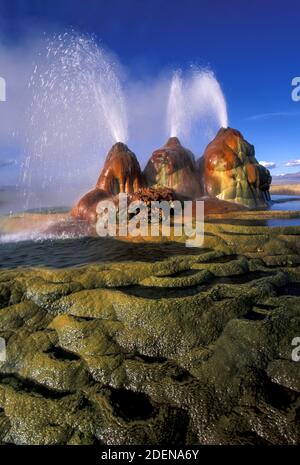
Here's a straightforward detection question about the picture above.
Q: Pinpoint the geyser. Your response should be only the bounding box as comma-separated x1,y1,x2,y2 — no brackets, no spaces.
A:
21,32,128,211
166,68,228,140
166,72,186,138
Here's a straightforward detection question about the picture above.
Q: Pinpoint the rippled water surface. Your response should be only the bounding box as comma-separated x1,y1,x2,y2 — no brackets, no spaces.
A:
0,195,299,268
0,236,206,269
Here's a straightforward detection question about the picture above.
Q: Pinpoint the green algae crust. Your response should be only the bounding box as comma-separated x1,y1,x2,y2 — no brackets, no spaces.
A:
0,222,299,444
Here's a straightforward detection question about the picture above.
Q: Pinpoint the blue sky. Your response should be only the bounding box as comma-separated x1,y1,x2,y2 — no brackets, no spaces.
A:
0,0,300,184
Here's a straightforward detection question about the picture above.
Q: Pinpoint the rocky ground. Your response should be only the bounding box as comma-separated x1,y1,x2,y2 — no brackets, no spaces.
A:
0,221,299,444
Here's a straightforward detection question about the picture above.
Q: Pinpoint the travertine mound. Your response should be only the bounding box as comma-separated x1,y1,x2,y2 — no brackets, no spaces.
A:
70,189,109,223
144,137,203,199
96,142,144,195
199,128,272,208
71,143,144,222
71,129,273,224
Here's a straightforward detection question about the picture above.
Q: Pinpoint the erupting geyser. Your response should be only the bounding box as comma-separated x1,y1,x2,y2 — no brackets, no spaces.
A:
166,68,228,141
21,32,128,211
18,34,270,222
166,72,186,138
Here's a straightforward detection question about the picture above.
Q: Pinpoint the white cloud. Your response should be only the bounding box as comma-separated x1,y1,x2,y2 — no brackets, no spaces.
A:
285,159,300,167
259,161,276,169
247,111,300,121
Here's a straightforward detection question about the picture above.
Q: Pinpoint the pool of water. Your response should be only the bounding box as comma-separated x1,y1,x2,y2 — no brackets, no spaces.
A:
209,217,300,227
271,195,300,211
268,195,300,226
0,236,206,269
209,195,300,227
1,195,299,268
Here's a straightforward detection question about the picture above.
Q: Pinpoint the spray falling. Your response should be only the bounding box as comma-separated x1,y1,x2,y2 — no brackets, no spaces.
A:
167,68,228,140
167,71,187,137
21,32,128,210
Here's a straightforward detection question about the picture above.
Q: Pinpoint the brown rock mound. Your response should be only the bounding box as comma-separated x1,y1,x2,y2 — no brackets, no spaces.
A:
199,127,271,208
71,143,144,222
96,142,144,195
143,137,203,199
71,188,109,223
71,130,273,225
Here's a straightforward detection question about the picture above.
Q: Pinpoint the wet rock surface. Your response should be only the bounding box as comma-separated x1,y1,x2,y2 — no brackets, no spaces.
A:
200,128,272,208
0,224,299,444
71,129,273,223
95,142,144,195
71,142,144,223
144,137,203,199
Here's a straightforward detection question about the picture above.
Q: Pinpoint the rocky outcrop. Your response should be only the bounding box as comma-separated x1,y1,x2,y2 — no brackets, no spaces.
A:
125,186,178,204
144,137,203,199
70,189,109,223
199,128,272,208
96,142,144,195
71,143,144,222
71,129,273,224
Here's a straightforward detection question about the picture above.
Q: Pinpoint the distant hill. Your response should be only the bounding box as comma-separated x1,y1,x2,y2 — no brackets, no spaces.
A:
272,172,300,185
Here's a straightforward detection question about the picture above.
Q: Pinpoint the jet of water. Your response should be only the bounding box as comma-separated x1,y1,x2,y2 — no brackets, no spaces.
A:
21,32,128,211
166,67,228,140
167,71,187,138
